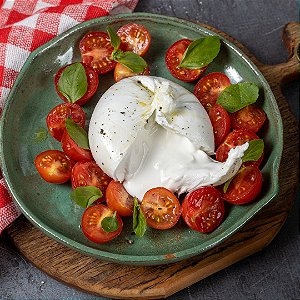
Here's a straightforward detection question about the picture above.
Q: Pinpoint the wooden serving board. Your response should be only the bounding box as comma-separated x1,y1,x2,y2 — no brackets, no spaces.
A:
4,22,299,299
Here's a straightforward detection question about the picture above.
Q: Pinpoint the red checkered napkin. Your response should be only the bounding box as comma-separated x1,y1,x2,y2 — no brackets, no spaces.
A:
0,0,138,234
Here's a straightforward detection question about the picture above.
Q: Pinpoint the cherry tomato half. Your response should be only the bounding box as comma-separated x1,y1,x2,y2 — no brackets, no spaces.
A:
117,23,151,56
61,130,93,162
222,166,263,205
141,187,182,230
46,103,86,142
54,63,99,106
208,104,231,148
81,204,123,243
34,150,73,184
194,72,231,111
106,180,134,217
79,32,116,74
165,39,207,82
216,129,260,162
114,62,150,82
230,104,267,133
182,186,225,233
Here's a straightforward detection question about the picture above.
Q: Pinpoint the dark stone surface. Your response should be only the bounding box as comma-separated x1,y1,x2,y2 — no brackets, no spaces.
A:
0,1,299,299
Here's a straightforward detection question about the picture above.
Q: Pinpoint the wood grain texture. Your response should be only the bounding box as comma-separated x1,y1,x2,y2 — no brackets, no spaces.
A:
5,22,299,299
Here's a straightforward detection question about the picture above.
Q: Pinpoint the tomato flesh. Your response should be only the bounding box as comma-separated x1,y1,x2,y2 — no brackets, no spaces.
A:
223,166,263,205
194,72,231,111
79,32,116,74
46,103,86,142
117,23,151,56
34,150,73,184
106,180,134,217
114,62,150,82
81,204,123,243
182,186,225,233
54,63,99,106
141,187,181,230
165,39,207,82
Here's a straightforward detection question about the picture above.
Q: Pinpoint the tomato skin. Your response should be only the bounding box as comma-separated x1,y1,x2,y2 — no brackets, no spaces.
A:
230,104,267,133
46,103,86,142
208,104,231,147
114,62,150,82
54,63,98,106
79,32,116,74
106,180,134,217
141,187,182,230
81,204,123,243
34,150,73,184
61,130,93,162
117,23,151,56
182,186,225,233
223,166,263,205
194,72,231,111
165,39,207,82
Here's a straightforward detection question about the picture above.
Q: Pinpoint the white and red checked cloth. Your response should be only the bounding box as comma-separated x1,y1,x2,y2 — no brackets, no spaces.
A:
0,0,138,234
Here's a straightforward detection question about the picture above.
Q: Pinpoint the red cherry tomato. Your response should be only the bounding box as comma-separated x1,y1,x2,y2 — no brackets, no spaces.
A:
165,39,207,82
182,186,225,233
105,180,134,217
61,130,93,162
141,187,182,230
46,103,85,142
54,63,99,106
113,62,150,82
117,23,151,56
223,166,263,205
71,161,112,202
230,104,267,133
216,129,260,162
34,150,73,184
194,72,231,111
208,104,231,147
79,32,116,74
81,204,123,243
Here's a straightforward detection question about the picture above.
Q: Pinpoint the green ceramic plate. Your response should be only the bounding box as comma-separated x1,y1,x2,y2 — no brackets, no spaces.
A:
0,13,282,265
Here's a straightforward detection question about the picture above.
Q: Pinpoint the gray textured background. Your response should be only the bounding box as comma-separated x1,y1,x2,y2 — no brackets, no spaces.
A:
0,0,299,299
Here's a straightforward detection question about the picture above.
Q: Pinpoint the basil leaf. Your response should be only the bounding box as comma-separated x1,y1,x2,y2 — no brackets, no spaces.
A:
179,36,220,69
217,82,259,113
113,51,147,73
57,62,87,103
133,197,147,237
223,177,233,193
102,211,119,232
32,127,48,143
70,186,102,208
65,118,90,150
242,139,264,163
107,26,121,52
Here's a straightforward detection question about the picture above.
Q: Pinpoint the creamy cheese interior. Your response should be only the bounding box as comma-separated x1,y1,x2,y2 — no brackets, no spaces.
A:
89,76,247,200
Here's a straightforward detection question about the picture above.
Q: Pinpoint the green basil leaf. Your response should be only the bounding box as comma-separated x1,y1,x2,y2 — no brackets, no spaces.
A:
107,26,121,52
101,211,119,232
179,36,221,69
70,186,102,208
65,118,90,150
223,177,233,193
113,51,147,73
57,62,87,103
32,127,48,143
242,139,264,163
217,82,259,113
133,197,147,237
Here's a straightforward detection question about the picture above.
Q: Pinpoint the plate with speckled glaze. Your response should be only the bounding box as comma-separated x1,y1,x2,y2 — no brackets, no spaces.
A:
0,13,282,265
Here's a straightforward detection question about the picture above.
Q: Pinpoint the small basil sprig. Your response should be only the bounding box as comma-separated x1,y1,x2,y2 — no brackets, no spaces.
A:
70,186,102,208
133,197,147,237
107,26,147,73
179,36,220,69
65,118,90,150
102,211,119,232
242,139,264,163
217,82,259,113
57,62,87,103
